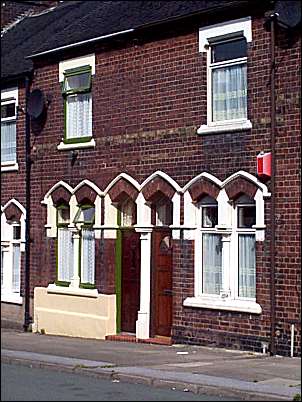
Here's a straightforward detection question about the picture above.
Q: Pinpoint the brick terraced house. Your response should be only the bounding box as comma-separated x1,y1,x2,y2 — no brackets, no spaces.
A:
1,0,301,357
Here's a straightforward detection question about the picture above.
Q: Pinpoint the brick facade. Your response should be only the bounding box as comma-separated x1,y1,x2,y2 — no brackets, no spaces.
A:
1,11,300,355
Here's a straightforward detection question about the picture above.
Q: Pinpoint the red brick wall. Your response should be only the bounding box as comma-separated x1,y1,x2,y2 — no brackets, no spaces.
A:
1,13,300,355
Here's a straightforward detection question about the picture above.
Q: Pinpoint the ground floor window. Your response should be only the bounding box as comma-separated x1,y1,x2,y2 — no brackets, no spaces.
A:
194,192,258,304
1,202,25,304
74,204,96,287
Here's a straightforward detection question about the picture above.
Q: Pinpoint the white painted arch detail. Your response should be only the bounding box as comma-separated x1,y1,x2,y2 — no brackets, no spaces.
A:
104,173,141,195
2,198,26,216
41,180,73,205
73,179,104,198
140,170,182,193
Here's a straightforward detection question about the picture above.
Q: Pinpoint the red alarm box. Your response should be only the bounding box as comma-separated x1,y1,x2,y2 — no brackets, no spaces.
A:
257,152,271,178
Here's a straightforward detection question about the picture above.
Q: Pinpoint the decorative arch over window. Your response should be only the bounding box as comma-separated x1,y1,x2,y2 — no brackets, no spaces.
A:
3,202,23,222
141,176,175,203
42,180,102,293
74,183,98,205
107,177,139,204
51,186,72,207
188,178,220,204
224,177,258,201
1,199,26,304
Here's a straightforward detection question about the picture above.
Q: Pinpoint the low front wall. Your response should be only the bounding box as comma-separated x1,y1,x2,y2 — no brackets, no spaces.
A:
1,301,25,330
33,287,116,339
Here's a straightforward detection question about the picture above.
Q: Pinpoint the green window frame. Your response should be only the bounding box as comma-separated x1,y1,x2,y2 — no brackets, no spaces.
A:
74,204,96,289
62,65,92,144
55,204,73,287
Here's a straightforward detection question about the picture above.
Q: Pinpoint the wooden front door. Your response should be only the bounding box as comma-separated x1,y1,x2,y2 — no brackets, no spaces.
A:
152,228,173,337
121,230,141,333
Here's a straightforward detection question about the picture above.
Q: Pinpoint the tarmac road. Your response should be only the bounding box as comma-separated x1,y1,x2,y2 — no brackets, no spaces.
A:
1,362,238,401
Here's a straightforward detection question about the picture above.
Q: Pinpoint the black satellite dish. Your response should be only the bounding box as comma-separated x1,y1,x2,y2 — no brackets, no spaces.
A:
27,89,45,119
275,0,301,29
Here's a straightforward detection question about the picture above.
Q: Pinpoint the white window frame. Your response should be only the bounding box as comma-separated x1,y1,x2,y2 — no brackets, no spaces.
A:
1,202,25,304
74,204,96,288
197,17,252,135
184,189,262,314
56,205,74,285
230,198,256,302
80,226,95,286
195,200,223,297
1,87,19,171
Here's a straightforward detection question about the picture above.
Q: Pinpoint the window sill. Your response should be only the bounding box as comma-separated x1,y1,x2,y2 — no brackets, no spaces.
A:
57,138,96,150
1,162,19,172
197,120,252,135
1,292,23,304
183,296,262,314
47,283,98,298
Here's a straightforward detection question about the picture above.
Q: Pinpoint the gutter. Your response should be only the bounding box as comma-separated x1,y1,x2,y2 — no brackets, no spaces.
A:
26,29,134,59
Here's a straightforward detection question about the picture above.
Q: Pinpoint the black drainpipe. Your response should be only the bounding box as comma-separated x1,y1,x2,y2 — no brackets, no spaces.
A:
23,74,32,332
269,13,278,356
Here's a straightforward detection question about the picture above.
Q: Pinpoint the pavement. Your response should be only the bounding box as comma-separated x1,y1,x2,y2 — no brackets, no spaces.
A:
1,327,301,401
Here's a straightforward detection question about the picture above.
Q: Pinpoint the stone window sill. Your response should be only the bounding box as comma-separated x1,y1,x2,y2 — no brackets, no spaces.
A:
1,162,19,172
47,283,98,298
57,138,96,150
183,296,262,314
197,120,252,135
1,293,23,304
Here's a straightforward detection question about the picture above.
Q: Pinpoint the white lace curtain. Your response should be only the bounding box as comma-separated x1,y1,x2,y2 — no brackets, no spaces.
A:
212,63,247,122
12,244,20,292
81,229,95,284
1,121,16,162
238,234,256,298
57,228,73,282
66,93,92,139
202,233,222,295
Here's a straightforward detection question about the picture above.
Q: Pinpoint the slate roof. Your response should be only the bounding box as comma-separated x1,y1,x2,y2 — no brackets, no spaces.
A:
1,0,261,80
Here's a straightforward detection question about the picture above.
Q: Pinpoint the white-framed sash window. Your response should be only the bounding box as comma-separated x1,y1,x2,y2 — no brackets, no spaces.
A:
184,188,262,314
56,205,74,285
210,38,247,123
74,205,96,287
196,196,222,296
233,194,256,300
1,87,18,170
1,217,23,304
197,17,252,134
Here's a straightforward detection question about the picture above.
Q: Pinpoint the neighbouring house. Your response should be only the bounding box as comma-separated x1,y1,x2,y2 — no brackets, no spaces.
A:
1,0,301,357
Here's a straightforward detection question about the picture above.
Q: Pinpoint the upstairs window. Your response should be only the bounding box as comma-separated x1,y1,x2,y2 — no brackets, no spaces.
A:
210,37,247,123
62,65,92,143
198,17,252,134
1,88,18,168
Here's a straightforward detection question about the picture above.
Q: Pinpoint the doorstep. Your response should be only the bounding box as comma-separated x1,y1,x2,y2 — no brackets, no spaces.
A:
106,333,172,346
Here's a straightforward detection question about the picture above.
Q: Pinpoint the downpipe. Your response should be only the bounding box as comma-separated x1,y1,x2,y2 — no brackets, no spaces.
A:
23,74,33,332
